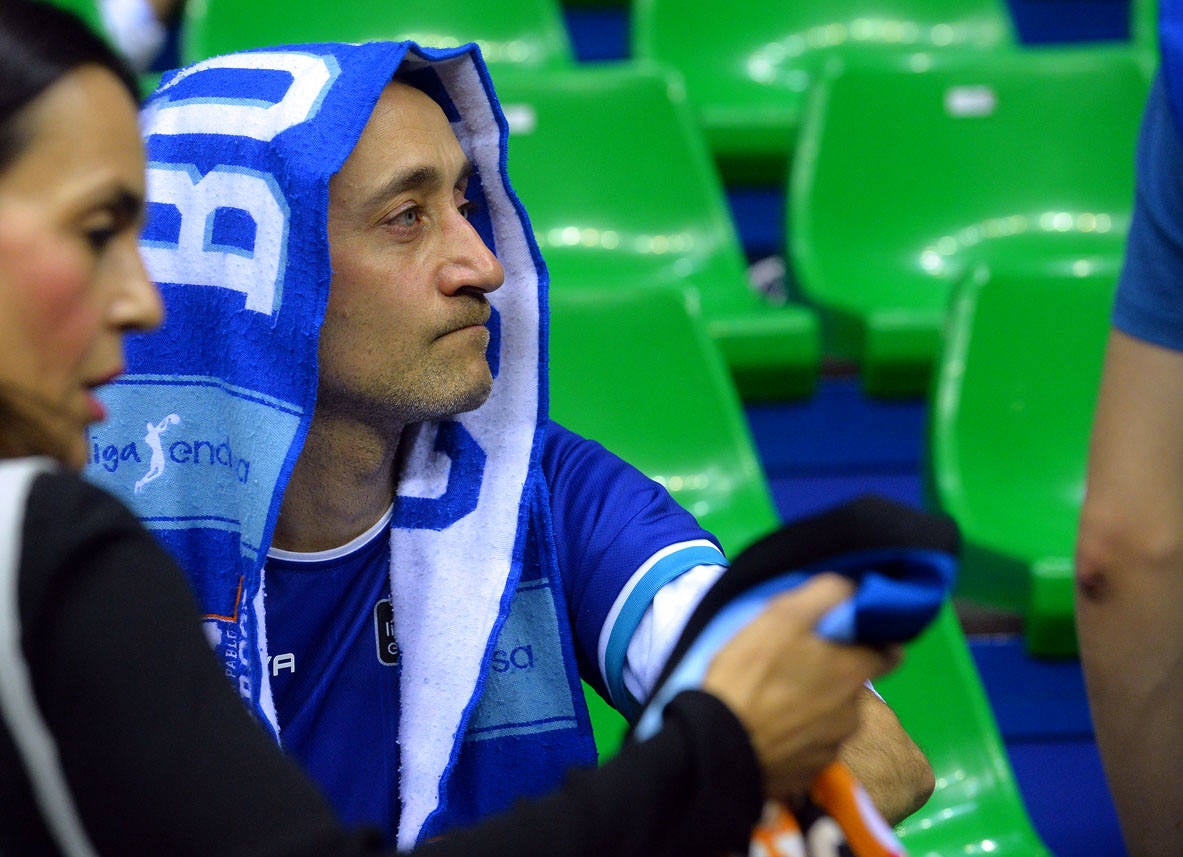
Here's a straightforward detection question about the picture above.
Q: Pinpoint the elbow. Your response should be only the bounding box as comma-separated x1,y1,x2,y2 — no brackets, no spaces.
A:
895,744,936,823
852,728,936,824
914,752,937,809
1076,501,1183,605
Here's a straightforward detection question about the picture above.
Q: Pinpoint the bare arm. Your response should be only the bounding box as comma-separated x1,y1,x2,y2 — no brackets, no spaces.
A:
1075,329,1183,857
838,687,934,824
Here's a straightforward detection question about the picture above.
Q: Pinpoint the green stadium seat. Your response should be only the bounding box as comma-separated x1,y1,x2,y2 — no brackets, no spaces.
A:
550,287,1049,854
877,604,1054,855
1132,0,1158,60
631,0,1017,184
497,63,820,401
181,0,576,68
549,287,780,559
788,46,1147,397
926,266,1116,656
549,285,780,756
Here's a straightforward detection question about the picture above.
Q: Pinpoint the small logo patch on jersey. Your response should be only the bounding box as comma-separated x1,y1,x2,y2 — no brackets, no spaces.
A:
374,598,399,666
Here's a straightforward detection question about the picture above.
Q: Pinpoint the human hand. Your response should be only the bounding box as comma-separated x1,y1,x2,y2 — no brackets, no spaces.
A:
701,573,900,802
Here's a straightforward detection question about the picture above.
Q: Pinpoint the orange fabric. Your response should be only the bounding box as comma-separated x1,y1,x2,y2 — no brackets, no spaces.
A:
748,762,905,857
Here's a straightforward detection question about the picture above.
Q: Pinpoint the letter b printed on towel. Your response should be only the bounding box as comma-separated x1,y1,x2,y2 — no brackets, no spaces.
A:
142,164,289,314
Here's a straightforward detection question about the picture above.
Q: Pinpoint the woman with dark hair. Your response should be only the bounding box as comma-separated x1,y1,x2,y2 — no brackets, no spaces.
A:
0,3,894,855
0,0,146,468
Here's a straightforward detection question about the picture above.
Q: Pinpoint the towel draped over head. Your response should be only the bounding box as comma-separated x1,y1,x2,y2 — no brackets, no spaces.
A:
87,40,555,847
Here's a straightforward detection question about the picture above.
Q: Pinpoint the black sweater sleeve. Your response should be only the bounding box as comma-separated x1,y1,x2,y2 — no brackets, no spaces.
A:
19,471,375,857
418,689,764,857
15,472,762,857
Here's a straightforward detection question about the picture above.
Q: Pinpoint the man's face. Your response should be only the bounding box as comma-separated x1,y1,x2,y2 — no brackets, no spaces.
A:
320,80,504,429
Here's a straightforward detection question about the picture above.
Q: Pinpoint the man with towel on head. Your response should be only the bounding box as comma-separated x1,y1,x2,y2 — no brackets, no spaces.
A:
88,39,933,850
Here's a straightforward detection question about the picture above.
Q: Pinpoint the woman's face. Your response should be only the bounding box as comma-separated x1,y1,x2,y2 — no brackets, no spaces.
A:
0,65,161,468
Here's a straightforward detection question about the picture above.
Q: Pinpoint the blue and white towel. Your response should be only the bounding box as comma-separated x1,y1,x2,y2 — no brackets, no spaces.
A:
86,41,549,848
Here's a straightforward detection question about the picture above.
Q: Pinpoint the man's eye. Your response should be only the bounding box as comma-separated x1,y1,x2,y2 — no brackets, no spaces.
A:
458,199,476,220
389,207,420,229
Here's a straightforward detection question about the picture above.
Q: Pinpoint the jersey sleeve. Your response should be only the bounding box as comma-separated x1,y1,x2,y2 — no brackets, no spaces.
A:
1113,73,1183,351
541,423,728,718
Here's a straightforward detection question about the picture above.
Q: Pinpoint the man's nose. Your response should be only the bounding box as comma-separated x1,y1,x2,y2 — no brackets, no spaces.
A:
440,213,505,296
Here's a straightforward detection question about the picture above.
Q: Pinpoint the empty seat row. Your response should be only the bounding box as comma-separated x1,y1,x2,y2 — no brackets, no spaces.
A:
58,0,1154,406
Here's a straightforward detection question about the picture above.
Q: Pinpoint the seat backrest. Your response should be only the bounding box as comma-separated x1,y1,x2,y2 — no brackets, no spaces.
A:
548,286,779,558
789,45,1147,324
634,0,1016,97
496,64,755,318
928,266,1116,550
181,0,575,68
549,285,779,759
632,0,1017,176
876,604,1053,855
1132,0,1158,57
551,288,1052,853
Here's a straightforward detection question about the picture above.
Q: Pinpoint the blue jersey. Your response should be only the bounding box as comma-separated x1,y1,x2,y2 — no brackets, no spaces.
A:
1115,73,1183,351
262,422,723,842
264,507,400,838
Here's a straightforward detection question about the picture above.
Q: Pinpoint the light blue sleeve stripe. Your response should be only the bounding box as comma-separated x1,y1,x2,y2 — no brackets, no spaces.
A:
603,544,728,721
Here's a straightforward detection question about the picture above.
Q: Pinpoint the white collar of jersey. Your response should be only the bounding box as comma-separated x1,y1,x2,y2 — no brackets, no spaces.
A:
266,504,394,564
